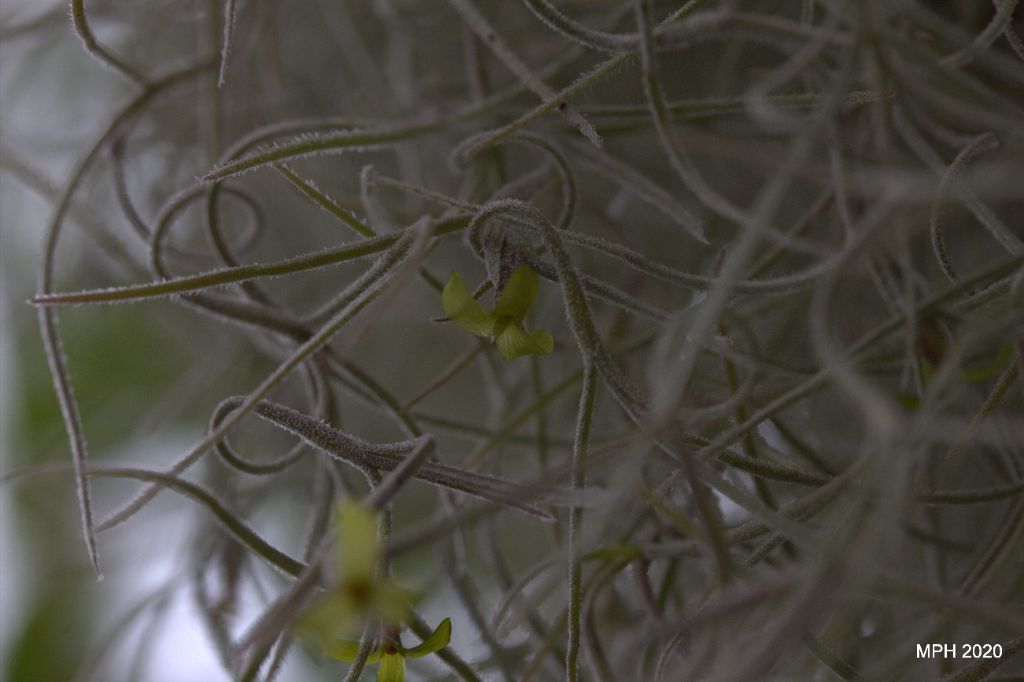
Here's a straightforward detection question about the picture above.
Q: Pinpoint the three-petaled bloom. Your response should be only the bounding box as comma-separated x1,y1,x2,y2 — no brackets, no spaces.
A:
298,503,451,682
442,265,554,360
327,618,452,682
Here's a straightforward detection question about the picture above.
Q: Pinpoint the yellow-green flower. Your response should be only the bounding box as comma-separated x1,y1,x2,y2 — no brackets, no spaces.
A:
297,503,452,681
327,618,452,682
442,265,554,361
299,504,409,646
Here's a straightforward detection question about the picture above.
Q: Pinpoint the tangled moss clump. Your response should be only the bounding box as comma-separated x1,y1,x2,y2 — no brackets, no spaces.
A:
3,0,1024,680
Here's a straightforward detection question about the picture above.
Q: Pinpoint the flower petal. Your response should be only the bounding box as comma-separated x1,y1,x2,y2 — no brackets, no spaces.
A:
403,617,452,658
530,329,554,355
495,323,552,361
377,652,406,682
325,640,383,664
337,501,378,581
297,591,358,647
371,581,414,626
442,272,495,337
494,265,539,323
